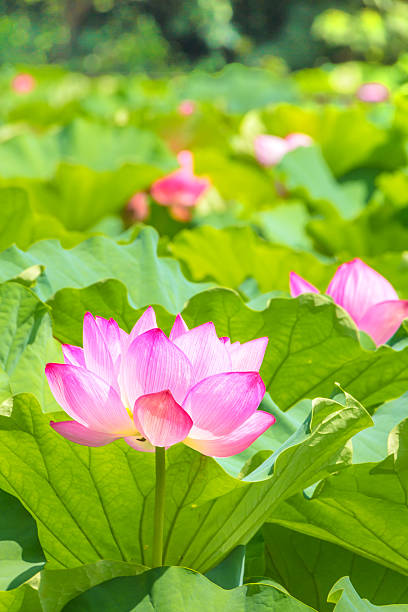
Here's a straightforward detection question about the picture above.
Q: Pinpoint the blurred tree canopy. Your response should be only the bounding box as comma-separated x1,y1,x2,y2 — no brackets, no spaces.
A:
1,0,408,74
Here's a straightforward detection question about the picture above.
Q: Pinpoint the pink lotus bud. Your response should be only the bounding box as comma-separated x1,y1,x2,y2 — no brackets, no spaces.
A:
151,150,210,209
357,82,389,103
46,310,274,456
178,100,196,116
126,192,149,222
285,132,313,151
254,135,288,167
12,73,36,94
290,259,408,345
254,133,313,167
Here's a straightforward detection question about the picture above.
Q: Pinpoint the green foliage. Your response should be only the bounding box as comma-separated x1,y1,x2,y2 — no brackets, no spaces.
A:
64,566,314,611
313,3,408,64
0,281,61,412
168,225,335,292
269,417,408,577
0,391,370,575
0,227,210,309
2,58,408,610
263,523,408,611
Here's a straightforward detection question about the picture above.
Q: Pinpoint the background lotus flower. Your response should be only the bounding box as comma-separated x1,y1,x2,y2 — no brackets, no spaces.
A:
125,192,149,222
178,100,196,116
285,132,313,150
357,82,389,103
46,309,274,457
150,150,210,216
12,73,36,94
290,258,408,345
254,132,313,167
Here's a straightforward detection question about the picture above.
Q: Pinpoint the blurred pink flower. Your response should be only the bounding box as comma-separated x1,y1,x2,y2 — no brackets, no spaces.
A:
126,192,149,222
357,82,389,103
254,132,313,167
290,258,408,345
285,132,314,150
170,204,193,223
178,100,196,116
12,73,36,94
46,309,274,456
151,150,210,209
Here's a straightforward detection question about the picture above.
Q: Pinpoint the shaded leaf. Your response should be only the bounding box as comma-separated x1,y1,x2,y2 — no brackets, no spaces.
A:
64,566,314,611
269,418,408,576
264,523,408,611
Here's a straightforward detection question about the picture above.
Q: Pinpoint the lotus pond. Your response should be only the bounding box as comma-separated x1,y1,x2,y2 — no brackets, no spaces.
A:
2,61,408,611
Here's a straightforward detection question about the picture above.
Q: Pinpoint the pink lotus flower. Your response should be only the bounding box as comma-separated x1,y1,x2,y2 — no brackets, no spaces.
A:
254,133,313,167
151,150,210,211
290,258,408,345
46,309,274,457
357,82,389,103
12,73,36,94
178,100,196,116
125,192,149,222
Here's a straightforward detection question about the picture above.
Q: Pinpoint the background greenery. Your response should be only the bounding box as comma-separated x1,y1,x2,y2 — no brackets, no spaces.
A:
2,0,408,610
3,0,408,74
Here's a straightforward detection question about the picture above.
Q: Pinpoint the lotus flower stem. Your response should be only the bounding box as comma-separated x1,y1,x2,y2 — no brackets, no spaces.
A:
153,446,166,567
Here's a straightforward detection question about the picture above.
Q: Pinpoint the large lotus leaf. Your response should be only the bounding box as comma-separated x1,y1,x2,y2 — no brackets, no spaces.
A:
63,567,314,611
0,583,41,612
0,282,48,375
351,393,408,463
253,202,315,251
204,545,246,590
328,577,408,611
0,131,58,179
194,148,277,211
263,523,408,611
48,279,174,346
168,225,335,292
277,146,364,219
0,391,370,574
0,281,61,412
38,560,148,612
0,227,211,310
0,119,175,179
57,119,175,172
308,199,408,258
7,100,81,128
0,187,85,250
376,168,408,208
2,163,166,232
169,224,408,300
268,418,408,576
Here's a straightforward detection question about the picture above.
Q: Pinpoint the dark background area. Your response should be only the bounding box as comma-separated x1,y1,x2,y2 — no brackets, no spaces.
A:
1,0,407,74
